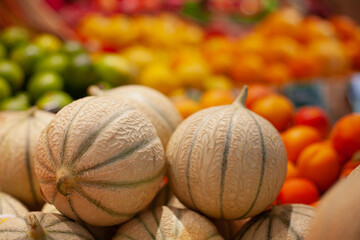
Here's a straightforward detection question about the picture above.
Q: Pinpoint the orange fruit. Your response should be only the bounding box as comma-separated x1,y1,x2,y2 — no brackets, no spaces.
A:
330,113,360,162
250,94,294,132
203,75,233,90
277,177,320,205
230,54,265,84
234,33,265,57
262,62,291,86
245,84,276,109
256,7,303,38
288,48,321,80
199,89,234,109
175,59,210,89
330,15,358,41
310,200,319,207
294,106,330,138
263,36,300,63
172,96,201,119
344,39,360,70
281,125,322,163
296,16,336,43
339,151,360,178
308,39,349,76
139,63,181,95
202,36,233,74
297,142,341,192
286,161,299,179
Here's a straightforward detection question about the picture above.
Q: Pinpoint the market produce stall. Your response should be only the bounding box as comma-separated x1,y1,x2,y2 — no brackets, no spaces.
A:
0,1,359,239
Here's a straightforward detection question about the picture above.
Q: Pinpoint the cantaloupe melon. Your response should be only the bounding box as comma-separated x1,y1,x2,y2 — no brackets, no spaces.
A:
147,183,186,210
307,165,360,240
166,86,287,219
234,204,315,239
0,212,95,239
113,206,224,240
211,218,249,240
41,203,118,240
0,108,54,209
88,85,182,148
35,96,165,226
0,192,28,217
0,111,18,122
41,203,60,214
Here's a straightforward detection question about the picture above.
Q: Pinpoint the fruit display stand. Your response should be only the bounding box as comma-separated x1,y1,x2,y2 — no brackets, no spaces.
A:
0,1,360,239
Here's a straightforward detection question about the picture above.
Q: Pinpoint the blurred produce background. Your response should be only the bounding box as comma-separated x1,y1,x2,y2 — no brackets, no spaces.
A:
0,0,359,119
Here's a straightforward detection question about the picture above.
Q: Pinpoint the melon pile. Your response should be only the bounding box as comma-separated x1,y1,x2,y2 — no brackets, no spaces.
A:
0,85,340,239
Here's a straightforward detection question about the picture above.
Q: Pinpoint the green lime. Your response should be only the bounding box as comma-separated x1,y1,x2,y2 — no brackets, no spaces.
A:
35,53,69,75
0,60,24,92
11,43,44,75
0,92,31,111
0,43,6,59
0,26,30,50
62,41,85,56
33,34,62,54
27,71,64,101
36,90,73,113
0,77,11,100
94,54,136,87
65,53,96,91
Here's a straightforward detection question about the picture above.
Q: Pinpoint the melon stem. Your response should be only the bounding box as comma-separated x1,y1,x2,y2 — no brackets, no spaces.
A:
29,214,46,240
26,106,38,117
233,85,248,108
56,168,75,196
87,85,104,96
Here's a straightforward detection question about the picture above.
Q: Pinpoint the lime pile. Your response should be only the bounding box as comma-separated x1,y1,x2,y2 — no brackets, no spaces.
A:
0,26,137,112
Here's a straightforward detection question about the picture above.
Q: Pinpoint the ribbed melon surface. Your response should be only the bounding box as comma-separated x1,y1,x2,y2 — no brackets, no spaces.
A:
35,96,165,226
113,206,224,240
166,87,287,219
88,84,182,148
0,109,54,209
0,192,28,217
234,204,314,240
308,166,360,240
0,212,95,240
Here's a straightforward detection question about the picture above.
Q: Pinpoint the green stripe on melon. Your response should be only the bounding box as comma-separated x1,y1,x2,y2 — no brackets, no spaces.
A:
0,192,28,217
0,108,54,210
234,204,315,240
113,206,224,240
88,85,182,148
0,212,95,240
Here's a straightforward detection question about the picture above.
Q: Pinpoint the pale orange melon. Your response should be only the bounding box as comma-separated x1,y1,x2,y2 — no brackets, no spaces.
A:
113,206,224,240
88,85,182,148
0,108,54,209
307,165,360,239
166,86,287,219
41,203,118,240
35,96,165,226
234,204,315,239
0,192,28,217
0,212,95,239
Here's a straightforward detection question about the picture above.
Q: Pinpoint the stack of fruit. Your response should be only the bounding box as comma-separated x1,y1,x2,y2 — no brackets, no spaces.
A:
241,85,360,208
0,83,360,239
171,84,360,207
77,7,360,96
0,85,308,239
0,26,95,112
